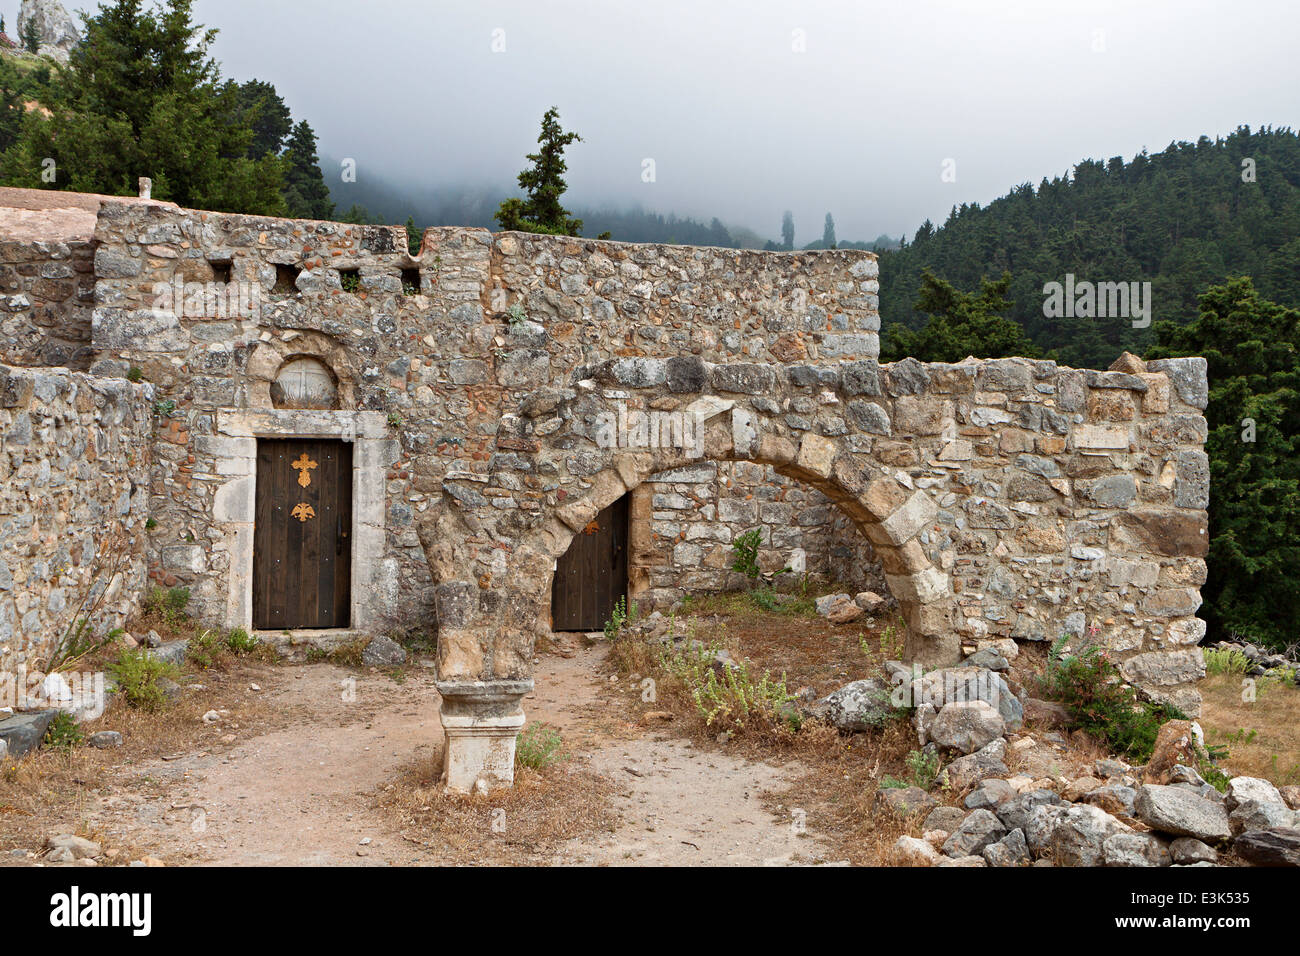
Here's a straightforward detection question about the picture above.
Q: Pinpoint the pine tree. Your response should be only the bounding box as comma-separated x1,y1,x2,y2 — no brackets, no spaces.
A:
880,270,1040,363
20,18,40,54
781,211,795,250
823,213,836,249
1,0,285,215
281,120,333,220
495,107,584,236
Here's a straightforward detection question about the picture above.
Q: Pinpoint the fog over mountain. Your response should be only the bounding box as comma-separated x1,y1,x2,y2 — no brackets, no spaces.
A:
179,0,1300,244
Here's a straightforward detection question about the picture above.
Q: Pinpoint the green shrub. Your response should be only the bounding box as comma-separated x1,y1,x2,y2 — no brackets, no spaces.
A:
658,639,795,729
1043,635,1185,761
603,596,637,640
108,647,178,712
225,627,258,654
1203,647,1251,676
730,528,763,579
515,723,563,769
43,712,85,751
143,585,190,628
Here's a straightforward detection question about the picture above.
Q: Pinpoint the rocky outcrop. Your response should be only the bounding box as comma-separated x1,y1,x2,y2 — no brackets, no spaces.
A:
16,0,79,63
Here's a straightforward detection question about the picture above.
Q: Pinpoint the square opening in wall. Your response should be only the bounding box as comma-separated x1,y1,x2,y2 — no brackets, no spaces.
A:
273,264,300,295
401,268,420,295
338,268,361,293
209,259,232,284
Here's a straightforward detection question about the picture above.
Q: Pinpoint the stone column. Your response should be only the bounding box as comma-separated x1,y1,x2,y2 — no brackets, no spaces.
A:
435,679,532,792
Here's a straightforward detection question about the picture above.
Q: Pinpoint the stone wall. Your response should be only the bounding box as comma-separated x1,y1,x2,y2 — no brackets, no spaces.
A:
633,462,882,606
0,363,154,674
0,238,96,370
85,202,881,628
78,199,1209,715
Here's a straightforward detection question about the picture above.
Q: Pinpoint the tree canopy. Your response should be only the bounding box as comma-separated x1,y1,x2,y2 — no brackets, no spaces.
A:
494,106,584,236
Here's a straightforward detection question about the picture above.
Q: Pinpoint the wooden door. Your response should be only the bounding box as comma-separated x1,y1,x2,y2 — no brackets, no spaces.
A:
551,495,629,631
253,438,353,629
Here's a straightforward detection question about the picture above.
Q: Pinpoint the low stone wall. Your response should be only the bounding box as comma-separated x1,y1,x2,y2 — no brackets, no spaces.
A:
0,364,154,675
0,238,96,370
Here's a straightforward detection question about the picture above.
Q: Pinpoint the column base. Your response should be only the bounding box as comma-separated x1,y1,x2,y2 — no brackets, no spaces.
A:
436,679,532,793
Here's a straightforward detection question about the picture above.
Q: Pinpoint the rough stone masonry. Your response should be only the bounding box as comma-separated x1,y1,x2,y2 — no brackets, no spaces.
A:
0,188,1210,790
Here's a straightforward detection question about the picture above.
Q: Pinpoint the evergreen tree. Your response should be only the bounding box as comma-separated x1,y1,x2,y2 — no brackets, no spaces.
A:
781,210,794,250
281,120,333,220
823,212,836,249
1147,277,1300,650
495,106,584,236
227,78,292,159
880,270,1040,363
405,216,420,255
20,18,40,54
1,0,285,215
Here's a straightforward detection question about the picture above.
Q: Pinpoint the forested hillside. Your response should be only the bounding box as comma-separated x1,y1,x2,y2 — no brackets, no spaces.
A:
879,126,1300,368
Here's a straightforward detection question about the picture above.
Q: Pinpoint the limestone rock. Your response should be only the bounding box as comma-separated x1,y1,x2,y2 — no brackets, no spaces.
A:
924,805,968,833
46,834,100,860
1169,837,1217,864
1102,831,1172,867
1225,776,1284,811
893,835,942,866
928,700,1005,754
362,634,409,667
1134,784,1231,841
942,808,1006,858
943,738,1009,791
808,678,896,733
1025,803,1132,866
17,0,80,63
983,827,1031,866
1234,827,1300,867
1228,799,1300,836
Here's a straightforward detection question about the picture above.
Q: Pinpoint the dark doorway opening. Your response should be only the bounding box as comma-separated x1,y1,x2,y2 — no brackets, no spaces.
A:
551,494,629,631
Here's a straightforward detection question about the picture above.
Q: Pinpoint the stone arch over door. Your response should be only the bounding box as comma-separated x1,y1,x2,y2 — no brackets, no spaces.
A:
417,363,963,792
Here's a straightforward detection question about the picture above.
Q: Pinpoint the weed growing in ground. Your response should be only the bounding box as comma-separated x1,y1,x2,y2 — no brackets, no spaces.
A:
516,723,564,769
108,647,178,712
1203,647,1251,676
43,712,84,751
1042,635,1185,761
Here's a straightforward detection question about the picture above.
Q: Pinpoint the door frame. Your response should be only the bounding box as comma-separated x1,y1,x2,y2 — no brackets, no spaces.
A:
212,408,390,633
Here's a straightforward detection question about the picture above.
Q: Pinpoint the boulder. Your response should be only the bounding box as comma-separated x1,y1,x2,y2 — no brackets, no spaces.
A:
808,679,896,732
1134,784,1231,841
1279,786,1300,811
964,778,1018,810
362,634,408,667
893,835,943,866
0,709,58,758
1234,828,1300,867
942,809,1007,858
936,855,987,867
826,600,864,625
149,640,188,667
912,667,1023,731
88,731,122,749
924,805,968,833
45,834,100,861
983,827,1031,867
815,593,852,617
1103,832,1172,867
961,647,1010,672
1225,776,1285,811
854,591,886,612
943,739,1009,791
1026,803,1132,866
928,700,1005,754
1169,837,1217,864
1081,784,1137,817
1228,799,1300,836
1143,719,1200,782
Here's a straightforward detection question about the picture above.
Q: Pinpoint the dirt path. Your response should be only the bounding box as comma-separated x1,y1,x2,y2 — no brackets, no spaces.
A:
42,643,837,866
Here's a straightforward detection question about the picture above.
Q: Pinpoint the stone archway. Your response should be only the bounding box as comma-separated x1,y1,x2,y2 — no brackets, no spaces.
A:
415,359,961,791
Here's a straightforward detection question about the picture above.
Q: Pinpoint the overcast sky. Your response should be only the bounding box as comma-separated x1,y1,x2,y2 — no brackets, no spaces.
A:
28,0,1300,241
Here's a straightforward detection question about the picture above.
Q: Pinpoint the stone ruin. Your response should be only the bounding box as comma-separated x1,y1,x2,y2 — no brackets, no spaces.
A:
0,186,1210,789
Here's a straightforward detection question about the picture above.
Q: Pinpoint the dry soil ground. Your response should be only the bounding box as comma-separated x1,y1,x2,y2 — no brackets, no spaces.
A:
0,642,839,866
